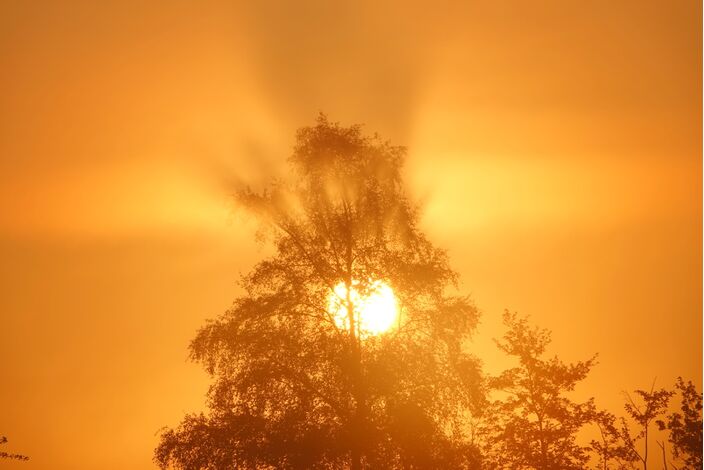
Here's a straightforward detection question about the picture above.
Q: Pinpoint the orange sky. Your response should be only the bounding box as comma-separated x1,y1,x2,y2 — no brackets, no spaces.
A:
0,1,701,468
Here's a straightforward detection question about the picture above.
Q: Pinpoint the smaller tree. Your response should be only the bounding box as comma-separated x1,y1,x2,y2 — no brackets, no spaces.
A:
619,382,673,470
657,377,703,470
0,435,28,461
480,311,597,469
590,410,639,470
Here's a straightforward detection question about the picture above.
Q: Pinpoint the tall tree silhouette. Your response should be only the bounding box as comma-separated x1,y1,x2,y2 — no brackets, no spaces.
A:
155,115,482,469
479,311,597,469
657,378,703,469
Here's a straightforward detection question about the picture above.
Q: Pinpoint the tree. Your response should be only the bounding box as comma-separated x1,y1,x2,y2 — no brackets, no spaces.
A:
590,410,639,470
620,383,673,470
589,379,702,470
657,378,702,469
155,115,482,469
0,435,28,461
479,311,597,469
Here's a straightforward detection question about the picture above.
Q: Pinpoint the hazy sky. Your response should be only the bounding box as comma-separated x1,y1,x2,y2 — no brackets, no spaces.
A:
0,1,701,468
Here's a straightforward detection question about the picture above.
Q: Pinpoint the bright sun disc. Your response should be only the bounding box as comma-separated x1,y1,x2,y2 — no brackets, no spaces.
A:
328,280,398,336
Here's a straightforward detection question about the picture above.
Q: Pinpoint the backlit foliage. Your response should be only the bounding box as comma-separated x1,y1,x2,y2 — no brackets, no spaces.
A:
155,115,481,469
478,311,597,469
657,378,703,469
154,116,702,470
0,436,28,461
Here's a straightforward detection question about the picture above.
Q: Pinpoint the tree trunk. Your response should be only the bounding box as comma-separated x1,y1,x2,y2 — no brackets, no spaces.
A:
351,451,361,470
346,277,365,470
657,441,668,470
643,422,648,470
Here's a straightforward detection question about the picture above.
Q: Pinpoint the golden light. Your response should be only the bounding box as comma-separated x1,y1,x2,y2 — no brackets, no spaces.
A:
328,280,398,336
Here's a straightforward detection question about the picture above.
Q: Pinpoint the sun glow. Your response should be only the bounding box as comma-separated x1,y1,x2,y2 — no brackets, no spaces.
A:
328,280,398,336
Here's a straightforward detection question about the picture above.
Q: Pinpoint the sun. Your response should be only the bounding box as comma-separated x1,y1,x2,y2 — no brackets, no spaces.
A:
328,280,398,336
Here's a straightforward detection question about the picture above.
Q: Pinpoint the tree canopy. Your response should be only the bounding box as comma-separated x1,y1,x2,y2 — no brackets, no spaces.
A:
478,311,597,469
155,115,482,469
657,378,703,469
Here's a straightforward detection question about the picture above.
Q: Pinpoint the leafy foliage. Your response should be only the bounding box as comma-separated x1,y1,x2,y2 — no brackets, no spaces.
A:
479,311,597,469
620,384,674,470
0,435,28,461
657,378,703,469
155,115,482,469
590,410,640,470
